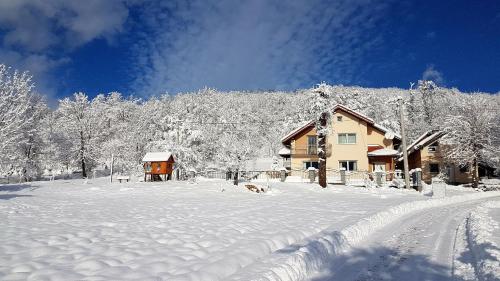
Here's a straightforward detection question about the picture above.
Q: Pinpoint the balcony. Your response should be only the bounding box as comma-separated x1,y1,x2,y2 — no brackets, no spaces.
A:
292,145,318,157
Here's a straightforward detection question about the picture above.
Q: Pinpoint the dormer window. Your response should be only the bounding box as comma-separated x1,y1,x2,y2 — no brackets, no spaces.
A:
428,142,438,153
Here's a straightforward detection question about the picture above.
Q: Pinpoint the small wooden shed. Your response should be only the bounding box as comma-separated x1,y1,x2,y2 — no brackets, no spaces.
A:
142,152,175,182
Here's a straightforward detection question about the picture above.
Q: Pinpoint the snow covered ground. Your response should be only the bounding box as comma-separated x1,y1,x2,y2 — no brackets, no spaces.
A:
0,178,497,281
463,200,500,280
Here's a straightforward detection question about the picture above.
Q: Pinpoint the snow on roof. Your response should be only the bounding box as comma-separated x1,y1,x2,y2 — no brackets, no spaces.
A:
407,130,445,153
281,120,315,143
142,152,173,162
367,148,399,157
281,105,400,143
333,104,374,124
278,147,291,155
372,124,401,140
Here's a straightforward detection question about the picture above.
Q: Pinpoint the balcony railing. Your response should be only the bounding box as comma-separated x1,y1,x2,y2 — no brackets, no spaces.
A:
292,146,318,157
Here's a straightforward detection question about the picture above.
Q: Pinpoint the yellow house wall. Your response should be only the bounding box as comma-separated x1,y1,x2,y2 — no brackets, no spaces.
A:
326,111,369,171
286,109,397,176
419,144,445,184
367,127,393,148
290,126,318,176
415,143,474,184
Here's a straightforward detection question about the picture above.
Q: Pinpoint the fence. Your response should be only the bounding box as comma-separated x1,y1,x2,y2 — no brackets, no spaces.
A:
285,168,402,187
196,170,282,182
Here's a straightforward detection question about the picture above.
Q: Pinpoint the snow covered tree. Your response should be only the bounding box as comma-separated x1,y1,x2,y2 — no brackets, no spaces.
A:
0,64,48,181
15,93,47,181
55,93,107,178
442,94,499,188
310,83,334,188
0,64,36,154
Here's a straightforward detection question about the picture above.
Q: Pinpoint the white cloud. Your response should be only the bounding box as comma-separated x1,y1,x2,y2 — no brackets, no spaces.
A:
0,0,130,51
422,65,444,85
0,0,133,98
131,0,391,95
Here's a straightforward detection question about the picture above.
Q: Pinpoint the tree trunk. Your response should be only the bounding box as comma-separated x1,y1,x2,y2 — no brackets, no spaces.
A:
80,131,87,178
318,112,328,188
472,158,478,189
233,168,239,186
81,158,87,178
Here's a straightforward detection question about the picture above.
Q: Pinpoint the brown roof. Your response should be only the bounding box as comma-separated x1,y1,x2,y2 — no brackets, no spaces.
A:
281,120,315,144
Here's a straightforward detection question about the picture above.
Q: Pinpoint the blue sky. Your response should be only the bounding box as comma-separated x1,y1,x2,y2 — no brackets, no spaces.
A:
0,0,499,101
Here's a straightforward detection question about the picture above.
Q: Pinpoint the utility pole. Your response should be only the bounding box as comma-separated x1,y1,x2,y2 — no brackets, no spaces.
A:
110,153,114,183
399,98,411,189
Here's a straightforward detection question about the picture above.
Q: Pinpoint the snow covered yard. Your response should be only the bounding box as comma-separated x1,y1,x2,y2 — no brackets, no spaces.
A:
464,200,500,280
0,178,427,281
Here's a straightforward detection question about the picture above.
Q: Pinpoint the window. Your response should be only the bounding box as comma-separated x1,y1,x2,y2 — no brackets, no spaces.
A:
429,163,440,174
338,133,356,144
339,160,357,171
428,142,438,152
307,136,317,155
459,164,469,173
304,161,319,169
337,116,343,122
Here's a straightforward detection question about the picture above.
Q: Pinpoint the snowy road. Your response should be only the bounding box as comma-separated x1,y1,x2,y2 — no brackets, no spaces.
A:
310,196,500,281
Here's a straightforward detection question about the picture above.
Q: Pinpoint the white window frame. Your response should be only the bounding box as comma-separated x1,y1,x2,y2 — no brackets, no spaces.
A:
303,161,319,170
339,160,357,171
338,133,356,144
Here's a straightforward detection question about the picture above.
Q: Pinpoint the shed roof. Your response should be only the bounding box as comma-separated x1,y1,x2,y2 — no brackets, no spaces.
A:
407,130,445,154
142,152,174,162
278,147,291,155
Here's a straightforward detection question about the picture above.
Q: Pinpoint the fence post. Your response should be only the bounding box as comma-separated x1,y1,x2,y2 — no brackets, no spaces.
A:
308,167,316,183
415,168,422,192
188,170,196,184
340,168,346,185
432,177,446,198
280,169,287,182
395,169,402,179
376,171,384,187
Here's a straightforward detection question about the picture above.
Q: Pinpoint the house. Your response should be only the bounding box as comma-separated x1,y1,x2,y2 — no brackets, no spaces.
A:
280,104,401,178
399,130,446,184
142,152,175,181
400,130,496,184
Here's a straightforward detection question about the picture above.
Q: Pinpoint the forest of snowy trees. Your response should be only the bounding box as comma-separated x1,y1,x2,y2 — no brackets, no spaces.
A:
0,64,499,181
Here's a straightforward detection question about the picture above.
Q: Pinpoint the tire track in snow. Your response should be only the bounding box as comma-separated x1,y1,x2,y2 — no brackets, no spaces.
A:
228,193,500,281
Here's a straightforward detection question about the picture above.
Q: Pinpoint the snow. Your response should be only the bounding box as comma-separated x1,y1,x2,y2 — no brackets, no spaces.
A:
367,148,399,156
281,120,315,143
278,147,291,156
466,200,500,280
230,190,500,281
0,178,430,280
142,152,173,162
243,157,275,171
2,178,499,280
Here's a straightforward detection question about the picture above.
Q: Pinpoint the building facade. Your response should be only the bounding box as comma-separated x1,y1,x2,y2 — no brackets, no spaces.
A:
280,105,400,177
